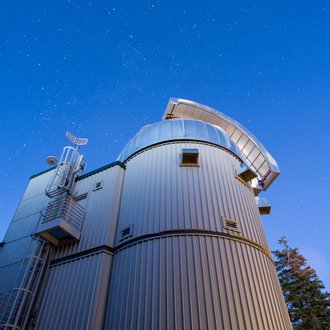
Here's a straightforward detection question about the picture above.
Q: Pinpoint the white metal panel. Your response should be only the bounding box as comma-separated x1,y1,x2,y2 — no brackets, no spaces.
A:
116,142,269,249
12,193,49,222
53,165,125,259
0,263,22,294
35,252,113,330
0,236,33,267
3,213,40,242
0,170,54,295
117,119,242,162
105,235,291,330
21,169,56,201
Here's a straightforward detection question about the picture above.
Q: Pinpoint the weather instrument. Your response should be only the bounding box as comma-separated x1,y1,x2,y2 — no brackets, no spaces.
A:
66,131,89,147
45,155,59,165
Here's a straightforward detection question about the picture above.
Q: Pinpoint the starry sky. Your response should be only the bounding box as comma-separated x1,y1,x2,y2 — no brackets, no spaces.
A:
0,1,329,289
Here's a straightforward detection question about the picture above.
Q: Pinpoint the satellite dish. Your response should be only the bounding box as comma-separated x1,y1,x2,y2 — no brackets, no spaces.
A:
66,131,88,146
46,156,59,165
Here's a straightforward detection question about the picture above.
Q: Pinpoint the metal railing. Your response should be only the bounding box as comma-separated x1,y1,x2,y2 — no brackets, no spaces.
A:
46,146,84,197
41,193,85,231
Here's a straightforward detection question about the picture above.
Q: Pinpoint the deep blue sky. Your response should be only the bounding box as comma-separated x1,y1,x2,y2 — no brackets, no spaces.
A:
1,1,329,289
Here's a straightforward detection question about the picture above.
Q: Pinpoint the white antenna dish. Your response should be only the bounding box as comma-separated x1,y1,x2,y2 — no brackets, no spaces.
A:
46,156,59,165
66,131,88,146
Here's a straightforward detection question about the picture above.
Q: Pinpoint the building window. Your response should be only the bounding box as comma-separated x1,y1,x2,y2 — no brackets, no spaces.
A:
180,148,199,167
93,181,103,191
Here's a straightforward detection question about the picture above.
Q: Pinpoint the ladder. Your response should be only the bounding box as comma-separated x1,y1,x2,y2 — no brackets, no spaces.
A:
0,236,49,329
46,146,84,198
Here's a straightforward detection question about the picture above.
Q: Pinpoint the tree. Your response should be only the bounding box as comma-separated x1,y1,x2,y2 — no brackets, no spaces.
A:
273,237,330,329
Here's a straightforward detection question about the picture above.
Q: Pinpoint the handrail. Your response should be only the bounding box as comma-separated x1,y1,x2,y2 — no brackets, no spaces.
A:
41,194,84,231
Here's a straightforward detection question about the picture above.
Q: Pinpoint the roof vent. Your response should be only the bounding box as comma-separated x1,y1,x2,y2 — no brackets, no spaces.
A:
222,216,240,233
120,225,134,241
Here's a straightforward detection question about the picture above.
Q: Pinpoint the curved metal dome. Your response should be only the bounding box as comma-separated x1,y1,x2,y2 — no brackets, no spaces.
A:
117,118,242,162
163,98,280,190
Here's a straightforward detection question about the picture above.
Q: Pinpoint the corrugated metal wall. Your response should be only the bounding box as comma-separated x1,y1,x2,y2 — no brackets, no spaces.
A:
31,165,124,329
116,142,268,249
0,169,55,293
105,235,291,330
105,142,291,329
1,164,125,326
53,165,125,259
35,252,113,330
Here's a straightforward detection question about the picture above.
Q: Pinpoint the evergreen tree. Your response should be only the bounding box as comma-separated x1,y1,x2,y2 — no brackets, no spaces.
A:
273,237,330,329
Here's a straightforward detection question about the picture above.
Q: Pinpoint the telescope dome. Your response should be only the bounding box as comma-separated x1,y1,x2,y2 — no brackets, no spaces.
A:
117,118,242,162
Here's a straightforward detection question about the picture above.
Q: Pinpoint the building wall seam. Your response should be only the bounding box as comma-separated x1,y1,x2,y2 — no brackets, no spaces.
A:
123,140,244,164
113,230,274,263
50,245,114,267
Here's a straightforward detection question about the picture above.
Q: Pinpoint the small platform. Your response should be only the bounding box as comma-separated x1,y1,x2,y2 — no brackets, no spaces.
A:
36,193,84,246
256,197,271,215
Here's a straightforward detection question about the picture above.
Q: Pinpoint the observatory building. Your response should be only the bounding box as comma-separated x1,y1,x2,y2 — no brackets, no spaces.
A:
0,99,291,329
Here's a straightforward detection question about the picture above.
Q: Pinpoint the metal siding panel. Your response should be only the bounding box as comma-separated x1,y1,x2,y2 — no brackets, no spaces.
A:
0,263,22,293
35,253,112,330
231,129,243,142
105,236,290,330
12,196,45,223
0,236,33,267
246,244,268,328
4,213,40,242
253,153,266,170
235,133,249,150
117,143,267,248
0,171,60,294
52,166,124,260
234,241,255,329
21,169,56,201
258,250,282,329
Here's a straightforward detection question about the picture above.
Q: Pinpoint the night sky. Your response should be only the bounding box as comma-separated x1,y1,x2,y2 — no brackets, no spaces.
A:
1,1,329,289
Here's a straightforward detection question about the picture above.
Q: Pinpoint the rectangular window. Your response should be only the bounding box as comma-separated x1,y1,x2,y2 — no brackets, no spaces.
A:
93,181,103,191
181,148,199,167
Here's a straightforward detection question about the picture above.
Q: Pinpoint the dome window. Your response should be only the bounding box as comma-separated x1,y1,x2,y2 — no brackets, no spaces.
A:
181,149,199,167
